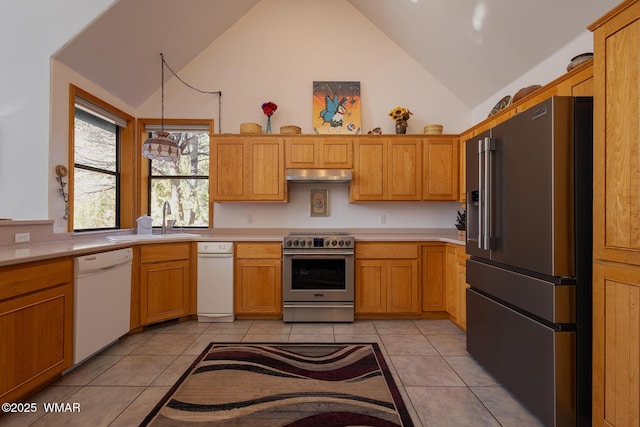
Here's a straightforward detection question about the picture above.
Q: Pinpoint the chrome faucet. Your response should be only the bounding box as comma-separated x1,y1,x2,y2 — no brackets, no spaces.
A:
162,201,172,234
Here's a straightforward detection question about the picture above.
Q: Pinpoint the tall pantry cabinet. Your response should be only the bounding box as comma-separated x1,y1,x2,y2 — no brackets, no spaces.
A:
590,1,640,425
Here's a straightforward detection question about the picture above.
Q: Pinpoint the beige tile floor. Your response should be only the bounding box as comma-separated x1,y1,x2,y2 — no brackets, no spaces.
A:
0,319,544,427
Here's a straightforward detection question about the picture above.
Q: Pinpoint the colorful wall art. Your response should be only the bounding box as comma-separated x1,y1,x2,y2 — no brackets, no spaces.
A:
312,81,361,134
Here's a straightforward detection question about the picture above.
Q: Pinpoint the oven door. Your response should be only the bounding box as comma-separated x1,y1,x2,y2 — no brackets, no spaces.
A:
283,250,354,303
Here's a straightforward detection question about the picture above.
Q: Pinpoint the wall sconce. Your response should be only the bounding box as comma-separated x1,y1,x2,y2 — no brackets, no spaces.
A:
55,165,69,220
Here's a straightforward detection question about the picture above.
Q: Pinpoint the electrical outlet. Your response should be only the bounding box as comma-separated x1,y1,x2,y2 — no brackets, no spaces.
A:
247,213,254,224
15,232,30,243
379,214,387,225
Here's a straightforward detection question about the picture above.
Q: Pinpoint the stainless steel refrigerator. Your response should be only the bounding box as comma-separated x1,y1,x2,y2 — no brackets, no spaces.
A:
465,96,592,427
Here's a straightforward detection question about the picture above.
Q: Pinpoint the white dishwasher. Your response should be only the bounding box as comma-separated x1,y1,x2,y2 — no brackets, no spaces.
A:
197,242,234,322
74,248,132,365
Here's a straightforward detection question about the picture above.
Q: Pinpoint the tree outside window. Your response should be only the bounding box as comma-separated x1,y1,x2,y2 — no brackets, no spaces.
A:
73,108,119,230
148,131,209,228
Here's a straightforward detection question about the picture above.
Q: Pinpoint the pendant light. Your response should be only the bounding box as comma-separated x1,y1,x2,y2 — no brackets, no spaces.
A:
142,53,180,162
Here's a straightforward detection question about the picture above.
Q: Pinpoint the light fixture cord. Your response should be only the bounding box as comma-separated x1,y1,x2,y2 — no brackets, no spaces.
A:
160,53,223,134
160,53,165,131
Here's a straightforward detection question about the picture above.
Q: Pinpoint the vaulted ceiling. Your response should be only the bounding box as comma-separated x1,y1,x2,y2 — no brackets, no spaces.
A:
53,0,618,109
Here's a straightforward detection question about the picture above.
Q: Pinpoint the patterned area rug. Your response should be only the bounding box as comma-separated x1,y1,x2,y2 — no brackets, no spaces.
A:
141,343,413,426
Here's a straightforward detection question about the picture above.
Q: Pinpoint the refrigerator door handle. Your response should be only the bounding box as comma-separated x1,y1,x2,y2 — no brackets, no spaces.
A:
478,139,485,249
483,137,496,250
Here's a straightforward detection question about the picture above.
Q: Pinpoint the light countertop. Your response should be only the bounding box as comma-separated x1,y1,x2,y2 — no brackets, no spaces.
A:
0,228,465,267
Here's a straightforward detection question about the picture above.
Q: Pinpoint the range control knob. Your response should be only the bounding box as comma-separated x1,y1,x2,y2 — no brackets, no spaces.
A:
325,240,330,246
300,240,306,246
307,240,313,247
332,240,338,246
293,240,299,246
345,240,352,246
338,240,344,246
285,240,292,247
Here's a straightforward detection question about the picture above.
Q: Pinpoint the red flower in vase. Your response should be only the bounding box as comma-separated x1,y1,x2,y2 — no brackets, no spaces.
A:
261,101,278,117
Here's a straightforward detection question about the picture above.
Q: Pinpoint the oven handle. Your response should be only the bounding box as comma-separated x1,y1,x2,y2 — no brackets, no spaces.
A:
283,250,354,256
283,304,354,308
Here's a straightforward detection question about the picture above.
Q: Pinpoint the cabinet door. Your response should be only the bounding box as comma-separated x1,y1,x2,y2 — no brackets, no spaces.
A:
321,139,352,168
457,250,469,330
423,137,459,201
445,245,459,321
421,244,446,311
234,259,282,314
387,259,420,313
247,139,286,201
140,260,190,325
352,139,386,201
459,132,473,202
0,283,73,403
593,3,640,266
285,138,317,168
388,138,422,200
213,138,245,200
593,261,640,426
355,260,386,313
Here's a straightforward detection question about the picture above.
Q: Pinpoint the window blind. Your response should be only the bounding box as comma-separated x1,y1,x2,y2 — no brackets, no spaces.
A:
75,96,129,128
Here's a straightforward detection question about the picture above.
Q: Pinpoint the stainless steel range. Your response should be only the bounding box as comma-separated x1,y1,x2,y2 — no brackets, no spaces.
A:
282,233,355,322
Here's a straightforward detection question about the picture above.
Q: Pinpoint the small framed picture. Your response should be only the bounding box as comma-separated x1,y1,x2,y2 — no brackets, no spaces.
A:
310,190,329,217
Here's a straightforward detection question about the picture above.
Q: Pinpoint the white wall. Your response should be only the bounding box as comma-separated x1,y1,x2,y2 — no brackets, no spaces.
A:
49,60,138,233
214,183,461,229
471,31,594,122
0,0,116,221
137,0,471,136
134,0,471,230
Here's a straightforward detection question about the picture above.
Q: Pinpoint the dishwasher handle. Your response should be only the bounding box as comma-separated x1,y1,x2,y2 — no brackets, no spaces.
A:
76,259,132,277
198,253,233,258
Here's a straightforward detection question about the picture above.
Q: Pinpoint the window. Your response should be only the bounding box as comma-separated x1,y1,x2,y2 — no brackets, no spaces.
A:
69,85,135,232
73,108,120,230
146,124,211,228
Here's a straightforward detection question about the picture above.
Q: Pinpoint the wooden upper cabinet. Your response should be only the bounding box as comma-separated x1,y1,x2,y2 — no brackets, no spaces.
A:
285,137,352,169
591,0,640,265
213,137,245,200
458,132,473,202
389,138,422,200
352,138,386,200
423,137,459,201
212,136,286,201
248,138,286,200
351,137,421,201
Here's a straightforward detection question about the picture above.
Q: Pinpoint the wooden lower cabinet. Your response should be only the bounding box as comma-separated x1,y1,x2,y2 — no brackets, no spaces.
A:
234,243,282,315
0,258,73,403
456,246,469,329
355,243,420,314
421,244,446,311
139,243,193,325
445,245,459,322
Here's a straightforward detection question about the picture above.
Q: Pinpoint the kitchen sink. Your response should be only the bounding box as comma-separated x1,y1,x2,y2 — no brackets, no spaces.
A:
106,233,201,242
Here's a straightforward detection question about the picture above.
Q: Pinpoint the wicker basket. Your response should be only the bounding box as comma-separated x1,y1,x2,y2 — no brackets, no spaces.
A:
280,125,301,134
423,124,444,135
240,122,262,134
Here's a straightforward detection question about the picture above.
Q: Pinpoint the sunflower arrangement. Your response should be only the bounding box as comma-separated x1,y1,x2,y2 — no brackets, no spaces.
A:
388,107,413,122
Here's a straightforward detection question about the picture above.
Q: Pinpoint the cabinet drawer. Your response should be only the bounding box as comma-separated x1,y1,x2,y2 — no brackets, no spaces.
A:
236,243,282,259
356,243,418,259
0,258,73,300
140,243,191,263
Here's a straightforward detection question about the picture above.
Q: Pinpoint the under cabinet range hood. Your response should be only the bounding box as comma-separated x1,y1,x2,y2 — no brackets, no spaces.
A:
285,169,352,183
